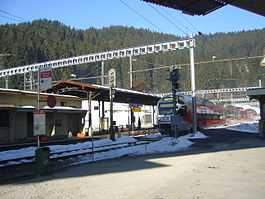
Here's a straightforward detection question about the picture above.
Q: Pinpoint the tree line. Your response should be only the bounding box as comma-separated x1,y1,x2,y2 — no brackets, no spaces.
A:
0,19,265,92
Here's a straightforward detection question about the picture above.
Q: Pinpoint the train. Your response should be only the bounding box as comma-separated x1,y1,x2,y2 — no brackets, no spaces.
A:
157,94,225,134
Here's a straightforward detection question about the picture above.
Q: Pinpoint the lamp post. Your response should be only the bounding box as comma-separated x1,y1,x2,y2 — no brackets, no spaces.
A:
129,57,137,89
101,61,104,85
129,57,136,134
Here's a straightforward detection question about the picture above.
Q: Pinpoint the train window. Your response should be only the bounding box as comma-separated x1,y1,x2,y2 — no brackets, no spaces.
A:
159,103,174,108
159,109,173,115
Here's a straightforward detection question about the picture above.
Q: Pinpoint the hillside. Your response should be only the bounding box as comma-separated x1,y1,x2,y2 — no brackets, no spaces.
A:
0,19,264,92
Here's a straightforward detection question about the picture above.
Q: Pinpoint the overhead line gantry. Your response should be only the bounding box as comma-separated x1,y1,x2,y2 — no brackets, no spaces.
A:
0,39,195,78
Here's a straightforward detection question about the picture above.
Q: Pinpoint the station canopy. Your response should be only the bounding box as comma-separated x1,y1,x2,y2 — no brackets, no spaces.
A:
143,0,265,17
49,80,160,106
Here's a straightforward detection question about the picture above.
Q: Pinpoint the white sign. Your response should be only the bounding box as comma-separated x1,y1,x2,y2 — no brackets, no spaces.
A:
33,111,46,136
40,69,52,90
108,68,116,87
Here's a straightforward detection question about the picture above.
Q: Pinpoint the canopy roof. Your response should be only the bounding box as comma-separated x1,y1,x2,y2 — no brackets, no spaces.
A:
143,0,265,17
49,80,160,106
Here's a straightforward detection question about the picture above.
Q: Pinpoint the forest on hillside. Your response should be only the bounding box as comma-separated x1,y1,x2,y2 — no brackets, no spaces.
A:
0,19,265,92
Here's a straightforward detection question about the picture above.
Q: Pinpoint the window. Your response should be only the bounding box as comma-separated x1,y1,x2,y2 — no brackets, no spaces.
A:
0,110,9,127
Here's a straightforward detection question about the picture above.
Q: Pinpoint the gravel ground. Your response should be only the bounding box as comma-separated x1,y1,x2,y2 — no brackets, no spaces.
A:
1,129,265,199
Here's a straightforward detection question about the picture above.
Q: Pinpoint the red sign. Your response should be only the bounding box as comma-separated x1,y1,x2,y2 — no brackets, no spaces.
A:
40,70,52,78
47,95,56,108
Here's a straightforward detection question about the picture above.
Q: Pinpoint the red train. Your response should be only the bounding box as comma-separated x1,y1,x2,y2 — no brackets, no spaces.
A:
157,94,225,134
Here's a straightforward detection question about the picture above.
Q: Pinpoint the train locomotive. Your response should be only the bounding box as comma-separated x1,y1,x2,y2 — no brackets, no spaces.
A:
157,94,225,135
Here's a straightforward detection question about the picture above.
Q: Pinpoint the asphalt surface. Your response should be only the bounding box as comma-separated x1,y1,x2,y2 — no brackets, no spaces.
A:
1,128,265,199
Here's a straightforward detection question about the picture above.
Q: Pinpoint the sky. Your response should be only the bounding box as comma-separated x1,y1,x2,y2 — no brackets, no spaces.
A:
0,0,264,37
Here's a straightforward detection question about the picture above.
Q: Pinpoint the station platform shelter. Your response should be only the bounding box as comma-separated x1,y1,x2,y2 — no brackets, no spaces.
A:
48,80,161,135
247,88,265,138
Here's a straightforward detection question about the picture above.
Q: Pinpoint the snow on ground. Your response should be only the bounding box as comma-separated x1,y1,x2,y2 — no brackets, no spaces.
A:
0,136,137,162
226,120,259,133
0,132,208,167
71,134,195,166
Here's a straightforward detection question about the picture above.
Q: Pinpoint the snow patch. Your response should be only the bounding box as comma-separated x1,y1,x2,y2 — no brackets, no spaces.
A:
72,135,194,166
0,134,196,168
226,121,258,133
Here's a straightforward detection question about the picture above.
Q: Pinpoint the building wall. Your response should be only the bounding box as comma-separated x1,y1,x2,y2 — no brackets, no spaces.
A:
0,91,81,108
0,89,86,143
14,112,27,139
0,109,9,141
82,100,156,132
0,127,8,141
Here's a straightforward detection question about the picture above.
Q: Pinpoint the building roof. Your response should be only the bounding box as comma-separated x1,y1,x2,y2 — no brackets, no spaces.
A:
0,88,80,100
143,0,265,17
48,80,161,105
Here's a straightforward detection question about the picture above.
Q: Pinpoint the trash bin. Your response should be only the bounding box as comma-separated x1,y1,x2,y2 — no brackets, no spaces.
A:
34,147,50,175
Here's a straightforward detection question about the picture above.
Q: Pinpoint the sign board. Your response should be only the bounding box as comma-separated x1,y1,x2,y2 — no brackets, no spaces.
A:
132,107,141,112
108,68,116,87
131,104,142,112
33,111,46,136
40,69,52,90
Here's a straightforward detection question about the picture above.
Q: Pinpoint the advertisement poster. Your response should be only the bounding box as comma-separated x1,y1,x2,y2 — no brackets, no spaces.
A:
33,111,46,136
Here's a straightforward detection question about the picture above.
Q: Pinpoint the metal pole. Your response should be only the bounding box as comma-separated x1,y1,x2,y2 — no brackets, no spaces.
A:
98,101,101,132
129,56,133,89
88,91,92,136
24,72,26,90
129,56,134,135
109,86,115,140
101,61,104,86
131,107,134,135
259,79,262,87
5,76,8,89
189,36,197,134
30,71,33,90
152,105,155,127
37,67,40,148
37,68,40,111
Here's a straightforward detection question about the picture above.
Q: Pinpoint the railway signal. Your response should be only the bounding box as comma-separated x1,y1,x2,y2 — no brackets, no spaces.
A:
169,67,181,137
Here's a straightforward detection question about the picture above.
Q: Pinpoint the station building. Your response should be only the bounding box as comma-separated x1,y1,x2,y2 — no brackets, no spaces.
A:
0,88,86,143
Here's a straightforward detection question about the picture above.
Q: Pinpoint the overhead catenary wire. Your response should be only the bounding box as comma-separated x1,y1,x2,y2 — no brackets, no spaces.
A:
179,12,201,34
0,9,27,21
160,7,196,35
129,55,264,73
0,13,21,22
119,0,163,33
147,3,188,36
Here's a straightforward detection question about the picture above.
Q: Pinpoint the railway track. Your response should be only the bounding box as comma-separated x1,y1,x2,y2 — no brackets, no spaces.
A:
0,137,160,168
